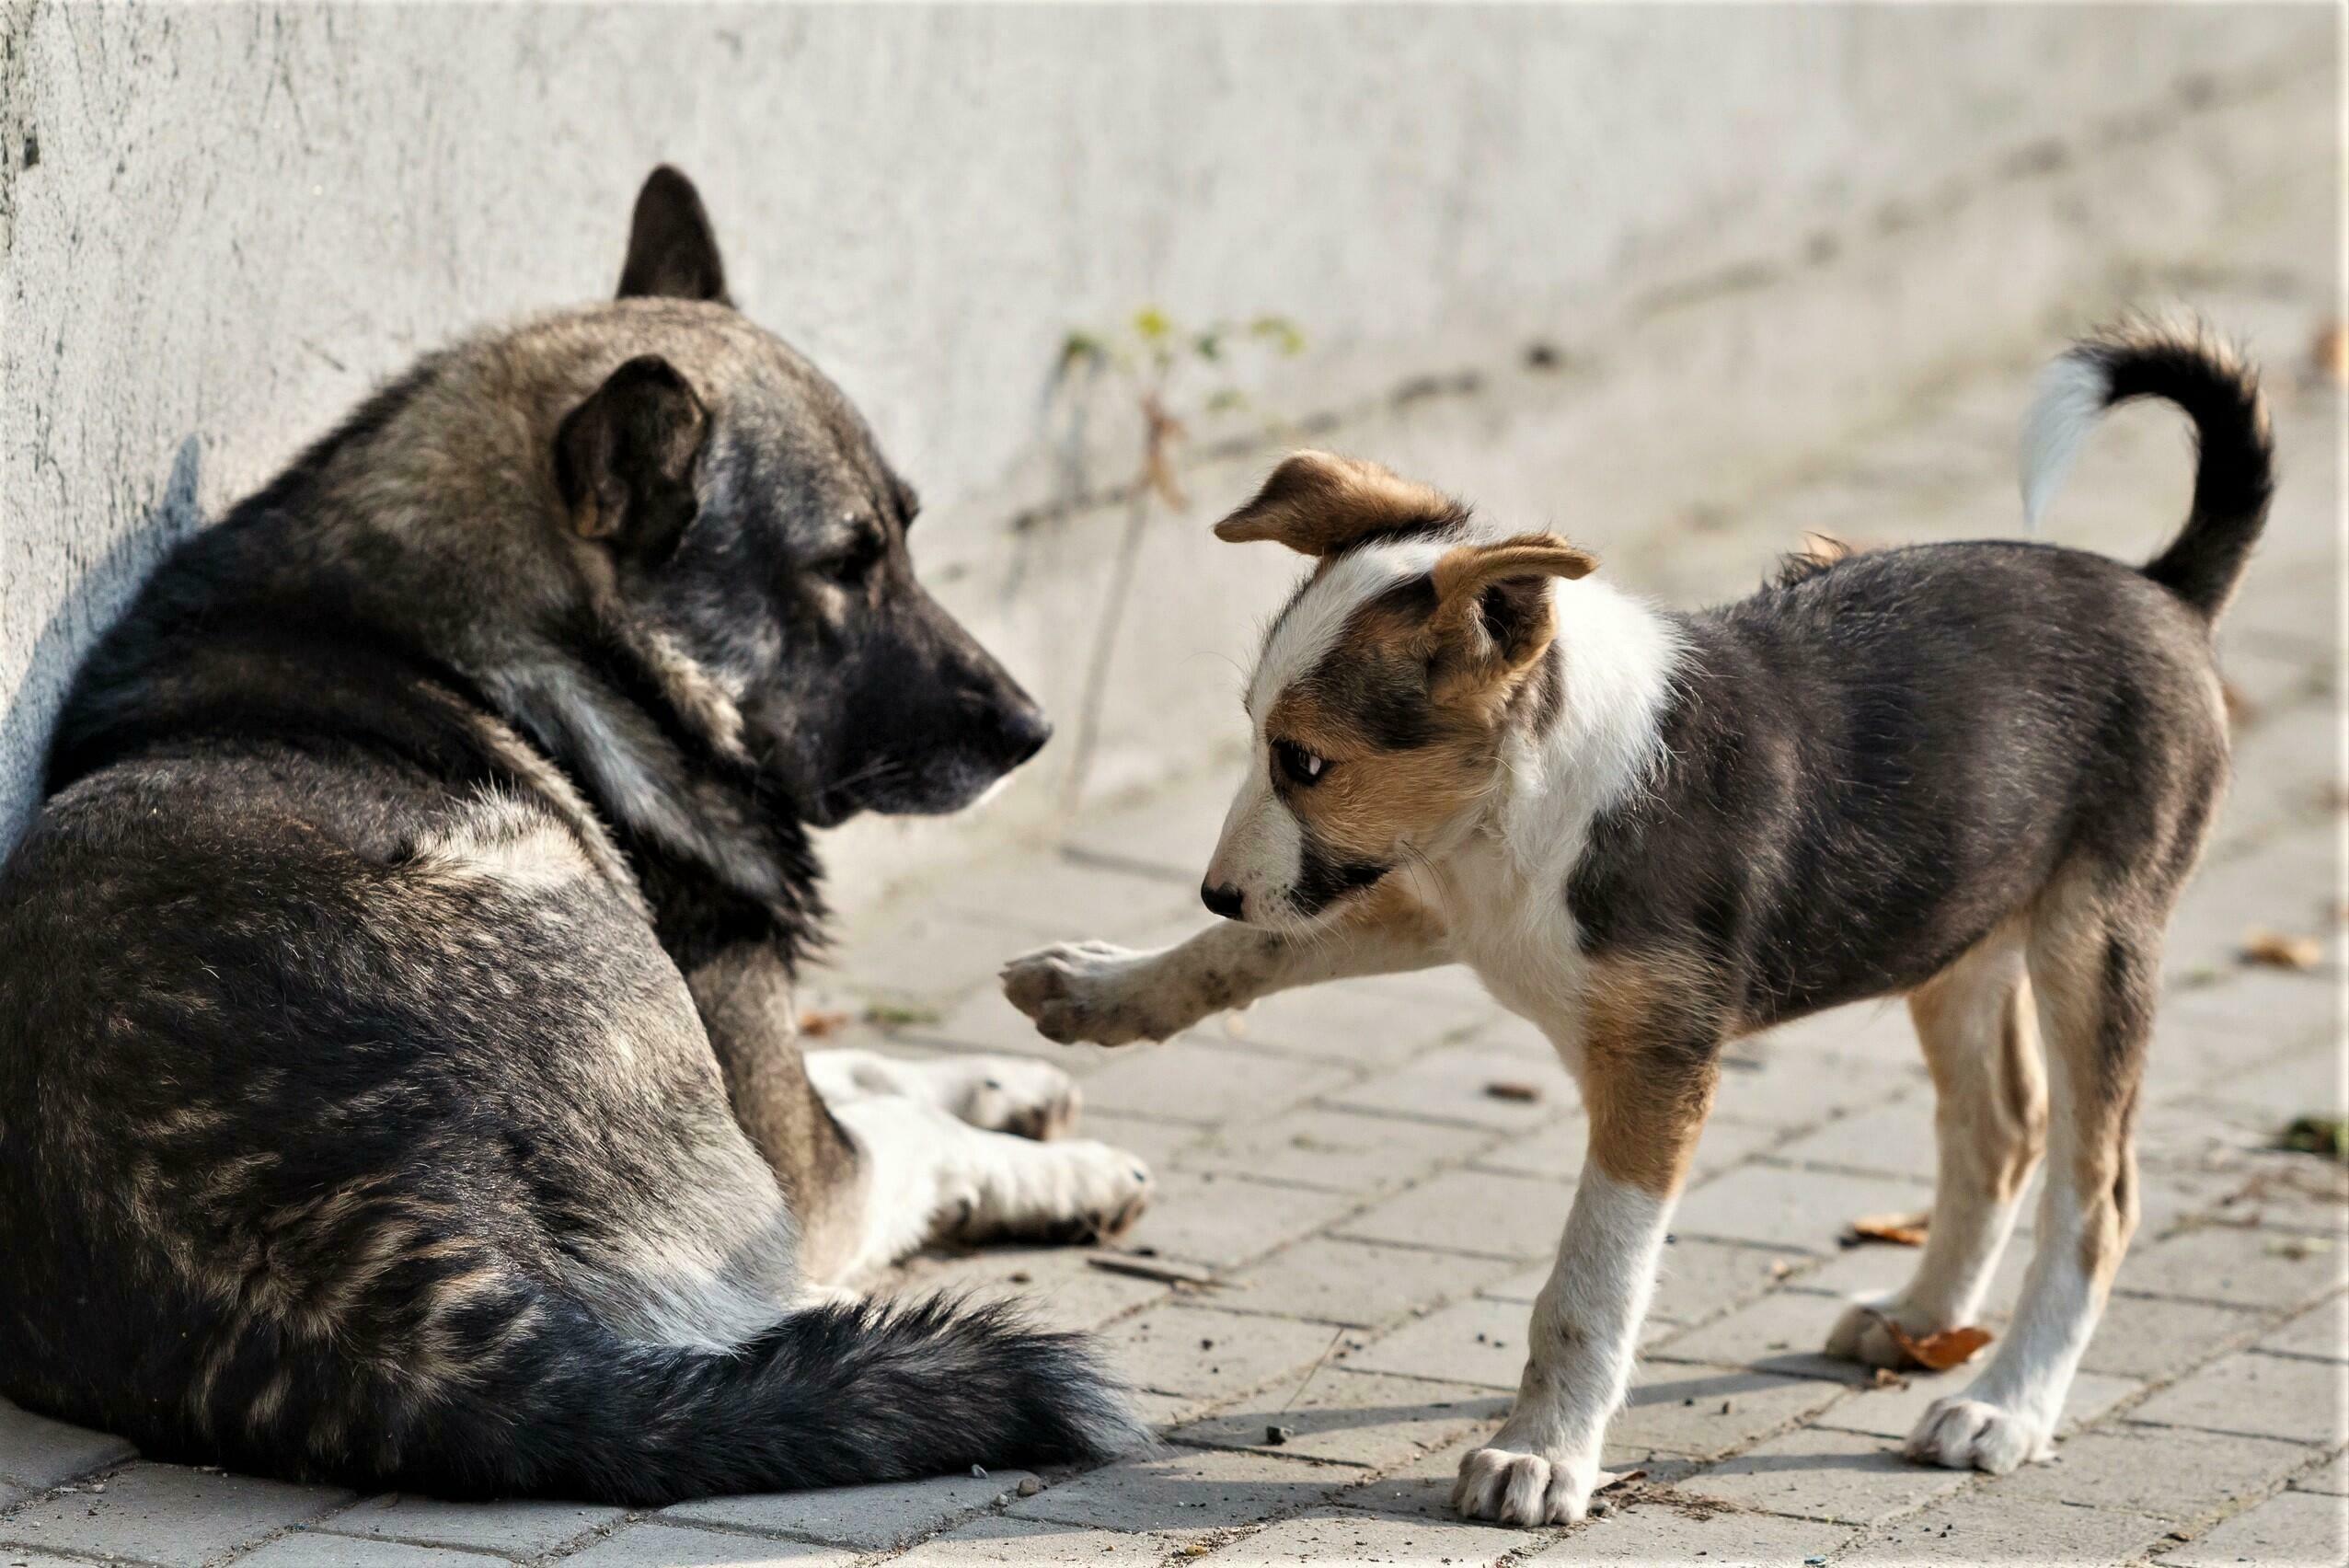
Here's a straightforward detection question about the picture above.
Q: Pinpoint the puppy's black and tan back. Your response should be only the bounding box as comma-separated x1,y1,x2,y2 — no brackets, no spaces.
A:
1568,322,2267,1034
0,171,1134,1502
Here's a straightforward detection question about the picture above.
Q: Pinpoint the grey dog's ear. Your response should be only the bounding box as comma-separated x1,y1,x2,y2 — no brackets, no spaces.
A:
556,355,708,564
617,166,731,305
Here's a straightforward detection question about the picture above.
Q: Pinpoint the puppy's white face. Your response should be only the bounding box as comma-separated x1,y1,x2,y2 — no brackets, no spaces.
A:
1199,454,1596,930
1203,543,1458,928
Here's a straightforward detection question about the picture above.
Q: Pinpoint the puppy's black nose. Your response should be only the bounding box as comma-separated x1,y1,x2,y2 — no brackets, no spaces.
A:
1201,882,1244,920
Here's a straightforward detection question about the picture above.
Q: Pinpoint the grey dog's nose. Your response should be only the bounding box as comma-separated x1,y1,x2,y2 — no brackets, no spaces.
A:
997,704,1052,767
1200,882,1244,920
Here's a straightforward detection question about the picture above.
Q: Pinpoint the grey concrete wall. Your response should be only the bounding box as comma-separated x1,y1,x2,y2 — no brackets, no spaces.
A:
2,3,2331,910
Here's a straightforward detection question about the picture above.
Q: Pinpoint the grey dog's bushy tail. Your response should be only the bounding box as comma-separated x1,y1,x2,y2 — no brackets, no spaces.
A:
468,1294,1146,1505
191,1291,1145,1505
2019,318,2275,621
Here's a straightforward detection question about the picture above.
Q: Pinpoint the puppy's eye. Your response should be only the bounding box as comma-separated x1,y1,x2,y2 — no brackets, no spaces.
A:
1272,740,1330,788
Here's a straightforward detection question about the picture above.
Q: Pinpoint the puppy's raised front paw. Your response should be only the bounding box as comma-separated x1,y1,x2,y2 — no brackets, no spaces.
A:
1451,1442,1598,1527
1904,1394,2054,1474
999,941,1193,1047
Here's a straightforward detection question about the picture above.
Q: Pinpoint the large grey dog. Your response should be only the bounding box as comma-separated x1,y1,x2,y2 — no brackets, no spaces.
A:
0,168,1152,1503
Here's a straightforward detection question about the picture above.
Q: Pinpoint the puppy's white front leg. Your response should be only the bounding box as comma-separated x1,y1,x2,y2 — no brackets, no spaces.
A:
1456,989,1718,1527
1002,882,1446,1047
1000,937,1226,1047
1452,1169,1674,1526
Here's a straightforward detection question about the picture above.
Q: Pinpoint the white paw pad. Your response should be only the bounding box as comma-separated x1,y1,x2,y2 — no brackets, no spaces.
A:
1904,1395,2055,1474
1451,1444,1596,1527
1000,941,1186,1047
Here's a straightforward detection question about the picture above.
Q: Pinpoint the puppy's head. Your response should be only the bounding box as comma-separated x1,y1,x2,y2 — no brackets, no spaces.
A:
1199,453,1595,928
536,167,1049,827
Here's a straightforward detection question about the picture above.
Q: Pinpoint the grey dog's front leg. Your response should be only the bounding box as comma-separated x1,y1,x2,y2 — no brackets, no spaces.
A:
1001,882,1449,1046
685,942,866,1275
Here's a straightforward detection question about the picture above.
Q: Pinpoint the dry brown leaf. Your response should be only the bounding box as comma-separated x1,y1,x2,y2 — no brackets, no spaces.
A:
796,1009,851,1039
1485,1080,1544,1103
2314,320,2348,387
1876,1317,1993,1371
1594,1467,1646,1493
1845,1210,1931,1247
2241,929,2322,972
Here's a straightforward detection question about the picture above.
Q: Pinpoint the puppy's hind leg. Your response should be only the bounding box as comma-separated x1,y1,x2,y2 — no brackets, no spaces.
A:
1826,925,2046,1367
806,1048,1082,1140
825,1096,1153,1282
1907,879,2157,1475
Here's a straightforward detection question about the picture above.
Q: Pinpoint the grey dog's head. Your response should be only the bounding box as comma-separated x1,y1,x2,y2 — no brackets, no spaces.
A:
515,167,1049,828
262,168,1049,840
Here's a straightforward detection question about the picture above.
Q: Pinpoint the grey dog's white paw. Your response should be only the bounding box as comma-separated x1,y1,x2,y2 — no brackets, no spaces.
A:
973,1140,1153,1245
999,941,1191,1047
944,1055,1082,1140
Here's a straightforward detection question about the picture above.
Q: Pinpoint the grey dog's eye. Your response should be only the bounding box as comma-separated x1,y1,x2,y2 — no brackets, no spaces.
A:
823,531,884,583
1272,739,1328,787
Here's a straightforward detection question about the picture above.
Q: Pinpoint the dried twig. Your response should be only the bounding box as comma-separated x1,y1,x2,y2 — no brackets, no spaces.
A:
1276,1325,1351,1413
1086,1252,1225,1288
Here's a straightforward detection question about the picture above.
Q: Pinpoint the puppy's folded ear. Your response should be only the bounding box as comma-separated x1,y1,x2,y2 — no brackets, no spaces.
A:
1213,451,1465,556
556,356,708,565
617,166,731,305
1427,533,1598,681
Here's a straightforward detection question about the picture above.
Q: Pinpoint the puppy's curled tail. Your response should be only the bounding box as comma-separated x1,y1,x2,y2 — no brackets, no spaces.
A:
196,1289,1146,1505
2019,318,2274,620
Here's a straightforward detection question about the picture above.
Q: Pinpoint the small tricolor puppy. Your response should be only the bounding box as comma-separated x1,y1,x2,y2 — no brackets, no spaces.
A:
1005,320,2273,1526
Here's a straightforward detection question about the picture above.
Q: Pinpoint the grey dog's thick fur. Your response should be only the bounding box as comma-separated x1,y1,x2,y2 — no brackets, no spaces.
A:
0,168,1141,1503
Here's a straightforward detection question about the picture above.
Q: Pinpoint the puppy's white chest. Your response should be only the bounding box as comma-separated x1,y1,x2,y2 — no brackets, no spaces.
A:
1436,849,1594,1064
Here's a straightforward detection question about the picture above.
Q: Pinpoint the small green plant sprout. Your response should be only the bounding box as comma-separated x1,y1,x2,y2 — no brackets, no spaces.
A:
1054,308,1307,507
1051,306,1307,810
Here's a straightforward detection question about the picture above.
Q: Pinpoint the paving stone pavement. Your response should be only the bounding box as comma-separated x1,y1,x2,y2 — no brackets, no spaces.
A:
6,226,2345,1568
